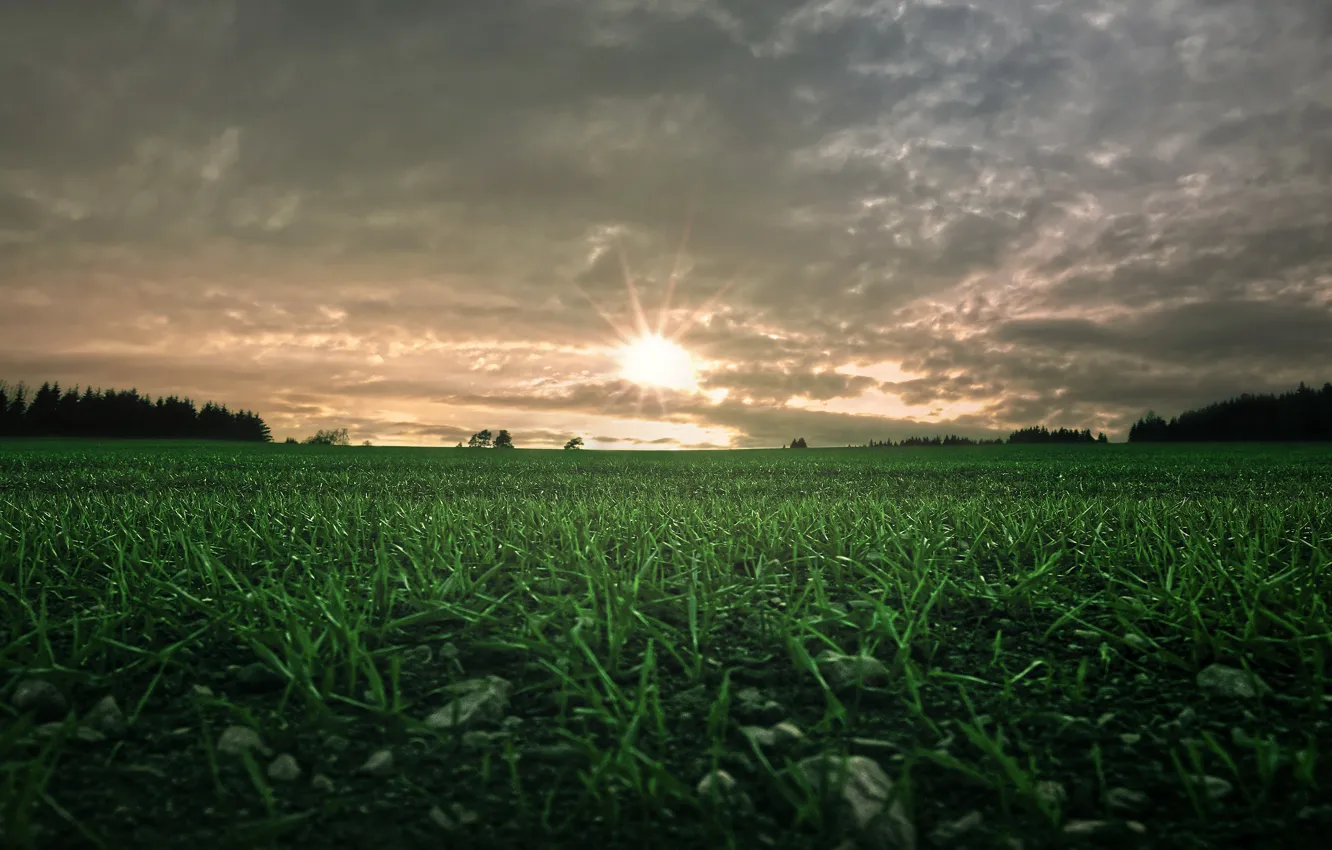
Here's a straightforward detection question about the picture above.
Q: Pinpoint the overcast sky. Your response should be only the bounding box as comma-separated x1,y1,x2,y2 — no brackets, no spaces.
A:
2,0,1330,448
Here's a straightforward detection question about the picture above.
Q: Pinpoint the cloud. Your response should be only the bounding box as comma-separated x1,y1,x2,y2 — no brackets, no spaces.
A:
2,0,1330,445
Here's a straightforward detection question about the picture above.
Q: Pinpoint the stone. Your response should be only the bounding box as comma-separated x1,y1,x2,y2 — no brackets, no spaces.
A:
1105,787,1149,812
12,679,67,720
735,687,787,723
461,730,503,750
816,651,889,689
429,802,479,830
696,769,739,800
1035,780,1067,808
740,721,805,751
268,754,302,781
929,810,982,843
1200,775,1232,800
1063,820,1111,836
84,696,126,736
324,734,350,753
311,773,336,792
1196,664,1272,700
358,748,394,776
793,754,915,850
217,725,270,757
74,726,106,743
425,676,512,730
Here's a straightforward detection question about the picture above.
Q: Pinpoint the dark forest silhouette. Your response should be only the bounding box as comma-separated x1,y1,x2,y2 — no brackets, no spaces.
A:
0,380,271,442
1129,382,1332,442
865,427,1105,447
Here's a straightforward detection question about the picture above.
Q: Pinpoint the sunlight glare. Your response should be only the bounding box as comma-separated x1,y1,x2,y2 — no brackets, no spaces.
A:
618,334,697,391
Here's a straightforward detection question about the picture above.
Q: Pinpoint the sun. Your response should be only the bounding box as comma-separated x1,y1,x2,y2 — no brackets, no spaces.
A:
573,196,746,415
618,333,697,391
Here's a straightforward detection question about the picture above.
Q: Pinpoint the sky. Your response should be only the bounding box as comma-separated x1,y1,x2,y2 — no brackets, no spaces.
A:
2,0,1330,448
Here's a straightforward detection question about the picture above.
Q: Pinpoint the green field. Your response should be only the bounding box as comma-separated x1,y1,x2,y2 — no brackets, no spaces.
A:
2,441,1330,849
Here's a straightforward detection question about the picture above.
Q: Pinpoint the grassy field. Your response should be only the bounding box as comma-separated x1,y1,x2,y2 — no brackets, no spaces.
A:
1,440,1330,849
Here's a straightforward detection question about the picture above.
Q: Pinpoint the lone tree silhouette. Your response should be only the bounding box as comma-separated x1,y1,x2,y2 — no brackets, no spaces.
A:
467,429,493,448
564,436,584,450
493,429,514,449
304,428,349,446
789,437,808,449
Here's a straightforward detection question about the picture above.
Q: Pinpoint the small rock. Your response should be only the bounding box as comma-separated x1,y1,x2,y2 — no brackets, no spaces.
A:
1196,664,1272,700
1035,780,1067,808
12,679,67,720
358,748,394,776
425,676,512,730
311,773,335,792
75,726,106,743
1122,633,1150,650
929,810,982,842
696,769,753,812
740,721,805,750
461,730,502,750
816,651,889,689
236,662,285,692
1119,733,1141,745
217,725,269,757
1105,787,1149,812
697,769,739,800
191,685,214,698
1063,820,1111,836
1200,775,1232,800
1177,707,1197,725
324,734,350,753
735,687,786,722
268,754,301,781
793,754,916,850
438,643,460,660
428,805,453,830
84,696,126,735
429,802,478,830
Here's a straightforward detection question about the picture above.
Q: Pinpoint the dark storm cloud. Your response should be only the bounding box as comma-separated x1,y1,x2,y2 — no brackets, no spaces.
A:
2,0,1330,445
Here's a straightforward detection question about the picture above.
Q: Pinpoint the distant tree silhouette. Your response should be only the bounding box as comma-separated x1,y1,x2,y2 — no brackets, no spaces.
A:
564,436,584,450
789,437,808,449
1128,382,1332,442
1097,431,1109,443
468,429,493,448
493,429,514,449
284,437,300,444
304,428,349,446
866,435,1004,447
0,378,271,441
1007,426,1095,444
361,440,372,447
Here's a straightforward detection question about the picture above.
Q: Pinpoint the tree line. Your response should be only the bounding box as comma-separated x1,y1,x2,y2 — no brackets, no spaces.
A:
0,380,271,442
1129,381,1332,442
850,426,1107,448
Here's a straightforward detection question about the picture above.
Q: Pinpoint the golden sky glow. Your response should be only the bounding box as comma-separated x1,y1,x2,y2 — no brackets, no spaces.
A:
2,2,1330,448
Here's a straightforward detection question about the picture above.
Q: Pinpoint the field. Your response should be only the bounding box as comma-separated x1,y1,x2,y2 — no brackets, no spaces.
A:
1,440,1330,849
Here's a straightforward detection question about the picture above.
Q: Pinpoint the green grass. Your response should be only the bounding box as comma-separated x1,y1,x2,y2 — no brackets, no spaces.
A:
1,440,1330,849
